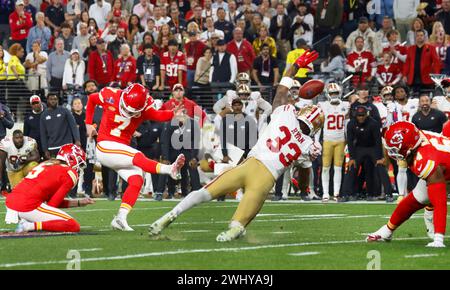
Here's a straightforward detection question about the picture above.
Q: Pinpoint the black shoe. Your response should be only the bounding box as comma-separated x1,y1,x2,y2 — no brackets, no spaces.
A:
272,195,282,201
154,193,163,201
385,196,395,203
217,196,225,202
107,194,116,201
347,196,357,202
366,196,377,201
336,196,348,203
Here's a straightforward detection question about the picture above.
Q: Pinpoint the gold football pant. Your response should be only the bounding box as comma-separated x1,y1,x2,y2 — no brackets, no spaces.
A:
322,141,345,167
205,157,275,227
8,161,39,188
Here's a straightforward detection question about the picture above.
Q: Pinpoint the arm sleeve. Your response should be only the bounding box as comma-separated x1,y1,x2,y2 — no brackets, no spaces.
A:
143,107,174,122
85,92,103,125
229,54,238,83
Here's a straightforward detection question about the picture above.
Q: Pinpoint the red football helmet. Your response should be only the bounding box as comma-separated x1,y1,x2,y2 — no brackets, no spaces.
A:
56,144,87,170
384,121,422,160
119,83,151,118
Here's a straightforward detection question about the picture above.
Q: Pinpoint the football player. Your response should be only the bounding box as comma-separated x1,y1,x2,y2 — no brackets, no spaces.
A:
431,78,450,119
149,51,322,242
5,144,95,233
367,121,450,247
0,130,40,188
85,83,186,231
318,83,349,201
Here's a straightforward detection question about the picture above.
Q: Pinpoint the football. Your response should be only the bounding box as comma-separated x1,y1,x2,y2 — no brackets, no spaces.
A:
298,79,325,99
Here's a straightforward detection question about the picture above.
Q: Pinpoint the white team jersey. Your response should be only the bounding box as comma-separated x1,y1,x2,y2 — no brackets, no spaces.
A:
248,104,313,179
0,136,37,171
318,101,349,142
387,98,419,124
373,101,388,128
433,96,450,119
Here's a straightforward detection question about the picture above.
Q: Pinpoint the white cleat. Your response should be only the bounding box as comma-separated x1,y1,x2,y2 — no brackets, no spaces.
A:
170,154,185,180
426,241,446,248
322,194,330,203
216,225,246,242
111,216,134,231
423,209,435,240
148,211,178,236
15,220,28,233
366,225,392,242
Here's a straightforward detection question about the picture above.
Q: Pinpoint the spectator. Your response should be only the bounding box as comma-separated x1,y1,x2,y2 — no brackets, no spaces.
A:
139,19,158,44
252,24,276,58
376,51,402,87
251,43,279,87
24,95,45,156
349,86,381,124
245,11,263,43
44,0,65,33
225,0,239,25
65,0,86,29
0,102,14,140
214,7,234,42
429,21,450,71
40,92,80,159
23,0,36,25
346,17,382,57
284,38,312,84
342,105,385,201
314,0,343,57
26,12,52,54
291,2,314,47
211,39,238,86
82,34,98,62
168,7,187,44
257,0,274,28
137,43,160,90
382,29,407,71
200,16,225,43
152,6,170,32
403,29,441,93
227,27,255,75
412,94,447,132
159,39,187,89
194,46,213,87
0,0,15,48
187,5,206,31
87,18,102,37
88,0,111,30
132,0,153,28
393,0,420,42
72,22,90,58
6,43,29,119
346,36,377,89
111,44,136,88
0,130,39,189
237,0,257,13
0,47,6,104
59,22,75,52
269,2,291,62
76,10,89,35
109,27,131,59
9,0,33,52
185,30,207,87
332,35,347,56
62,48,85,105
127,14,144,55
47,38,70,93
212,0,228,11
88,38,114,88
156,23,174,51
375,16,395,48
436,0,450,35
24,40,48,94
137,31,156,55
406,17,428,45
320,43,346,82
203,0,218,20
108,0,127,23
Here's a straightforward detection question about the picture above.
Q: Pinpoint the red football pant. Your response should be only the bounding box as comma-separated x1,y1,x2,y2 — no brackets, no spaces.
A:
36,219,80,232
121,175,144,208
428,183,447,235
388,192,424,231
132,152,159,174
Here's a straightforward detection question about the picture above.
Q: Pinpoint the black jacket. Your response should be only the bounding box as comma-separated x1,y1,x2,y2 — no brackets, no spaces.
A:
0,103,14,140
269,14,292,41
346,117,383,160
40,106,80,151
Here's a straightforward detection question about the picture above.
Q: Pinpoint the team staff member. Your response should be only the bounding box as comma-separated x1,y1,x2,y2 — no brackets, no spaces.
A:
40,93,81,159
412,94,447,133
24,95,45,157
349,87,381,125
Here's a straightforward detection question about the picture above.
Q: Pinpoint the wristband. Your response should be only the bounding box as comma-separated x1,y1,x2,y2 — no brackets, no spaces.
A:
279,77,294,90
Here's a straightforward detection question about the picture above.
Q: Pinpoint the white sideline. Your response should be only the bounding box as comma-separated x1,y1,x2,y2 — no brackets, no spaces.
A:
0,236,443,268
404,254,440,258
288,252,320,256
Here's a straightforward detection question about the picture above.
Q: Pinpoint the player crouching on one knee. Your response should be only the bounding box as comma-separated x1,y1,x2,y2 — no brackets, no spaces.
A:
4,144,95,233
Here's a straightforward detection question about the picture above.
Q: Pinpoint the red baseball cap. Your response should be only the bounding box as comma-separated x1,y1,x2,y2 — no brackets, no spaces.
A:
30,95,41,104
113,9,121,17
172,83,184,91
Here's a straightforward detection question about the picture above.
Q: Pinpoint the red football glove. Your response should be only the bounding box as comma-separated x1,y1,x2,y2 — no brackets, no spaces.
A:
294,50,319,69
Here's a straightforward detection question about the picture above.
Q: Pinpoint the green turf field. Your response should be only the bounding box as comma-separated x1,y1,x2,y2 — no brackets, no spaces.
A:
0,199,448,270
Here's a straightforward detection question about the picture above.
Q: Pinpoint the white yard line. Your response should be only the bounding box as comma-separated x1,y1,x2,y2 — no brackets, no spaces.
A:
181,230,211,233
404,254,440,258
272,231,294,234
0,236,441,268
73,248,103,252
288,252,320,256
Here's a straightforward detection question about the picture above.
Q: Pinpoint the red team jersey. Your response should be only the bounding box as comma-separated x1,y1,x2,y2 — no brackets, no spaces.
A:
346,51,376,87
85,87,175,144
160,50,187,89
411,131,450,181
6,162,78,212
376,63,402,85
382,44,407,70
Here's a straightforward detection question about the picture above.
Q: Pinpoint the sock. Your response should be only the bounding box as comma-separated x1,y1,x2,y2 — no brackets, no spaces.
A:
428,183,447,235
388,192,424,231
333,166,342,196
172,188,212,216
434,233,444,244
39,219,80,232
309,169,315,194
132,152,161,174
321,167,330,197
396,168,408,196
229,220,244,228
118,175,144,218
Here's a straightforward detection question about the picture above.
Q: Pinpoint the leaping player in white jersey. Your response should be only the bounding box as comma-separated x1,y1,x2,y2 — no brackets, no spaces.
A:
148,51,324,242
318,83,350,202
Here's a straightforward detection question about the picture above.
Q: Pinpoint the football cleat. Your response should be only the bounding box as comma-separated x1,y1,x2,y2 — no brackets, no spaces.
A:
170,154,185,180
111,215,134,231
426,241,446,248
366,225,392,242
15,220,28,233
216,225,246,242
424,209,435,239
148,211,178,236
322,194,330,203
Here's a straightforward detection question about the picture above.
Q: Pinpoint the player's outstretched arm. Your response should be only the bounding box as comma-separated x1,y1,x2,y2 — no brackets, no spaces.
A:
272,50,318,110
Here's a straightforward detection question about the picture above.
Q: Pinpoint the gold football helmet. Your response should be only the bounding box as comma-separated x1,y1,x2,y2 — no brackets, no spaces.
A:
237,84,251,100
380,86,394,104
325,82,342,104
236,72,250,86
297,105,324,137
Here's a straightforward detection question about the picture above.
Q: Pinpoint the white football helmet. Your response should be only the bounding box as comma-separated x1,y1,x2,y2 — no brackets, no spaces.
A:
325,83,342,104
380,86,394,104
